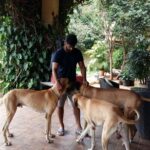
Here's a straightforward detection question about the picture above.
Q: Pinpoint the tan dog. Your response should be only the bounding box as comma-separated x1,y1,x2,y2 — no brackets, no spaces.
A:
73,93,139,150
0,78,69,146
79,84,150,141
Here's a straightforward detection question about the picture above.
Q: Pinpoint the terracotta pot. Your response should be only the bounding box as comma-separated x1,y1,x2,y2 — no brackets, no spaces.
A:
122,80,134,86
99,70,104,76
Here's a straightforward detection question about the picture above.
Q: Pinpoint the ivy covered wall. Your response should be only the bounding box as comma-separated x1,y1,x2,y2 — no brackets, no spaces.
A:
0,0,87,91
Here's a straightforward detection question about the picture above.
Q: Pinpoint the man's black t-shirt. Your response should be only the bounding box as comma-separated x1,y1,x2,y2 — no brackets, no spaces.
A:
52,48,83,81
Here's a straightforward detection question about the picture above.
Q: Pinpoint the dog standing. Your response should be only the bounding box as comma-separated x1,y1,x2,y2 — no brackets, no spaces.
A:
79,84,150,142
73,93,139,150
0,78,69,146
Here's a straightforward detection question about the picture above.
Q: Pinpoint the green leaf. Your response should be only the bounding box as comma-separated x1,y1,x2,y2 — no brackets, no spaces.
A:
23,63,28,71
28,79,34,88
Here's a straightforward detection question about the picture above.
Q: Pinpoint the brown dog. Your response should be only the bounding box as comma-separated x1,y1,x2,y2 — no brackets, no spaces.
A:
73,93,139,150
79,84,150,141
0,78,69,146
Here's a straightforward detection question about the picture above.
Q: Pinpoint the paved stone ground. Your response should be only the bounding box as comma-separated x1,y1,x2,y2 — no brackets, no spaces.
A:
0,95,150,150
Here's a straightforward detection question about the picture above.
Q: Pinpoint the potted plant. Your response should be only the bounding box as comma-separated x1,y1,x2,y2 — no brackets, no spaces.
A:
120,68,134,86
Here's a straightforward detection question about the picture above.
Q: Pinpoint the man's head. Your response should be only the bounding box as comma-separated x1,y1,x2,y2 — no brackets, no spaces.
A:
64,34,78,52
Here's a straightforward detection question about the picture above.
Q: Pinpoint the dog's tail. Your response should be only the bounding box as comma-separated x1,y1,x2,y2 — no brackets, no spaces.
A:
0,96,4,106
141,96,150,102
119,109,140,125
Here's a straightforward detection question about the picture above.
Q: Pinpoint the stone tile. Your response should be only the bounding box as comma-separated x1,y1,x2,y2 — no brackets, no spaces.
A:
0,101,150,150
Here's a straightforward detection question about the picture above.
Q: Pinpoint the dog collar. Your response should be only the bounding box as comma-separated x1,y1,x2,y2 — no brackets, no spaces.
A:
50,88,60,99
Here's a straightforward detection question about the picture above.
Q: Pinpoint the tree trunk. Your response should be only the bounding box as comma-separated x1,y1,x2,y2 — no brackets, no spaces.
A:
109,48,113,80
121,37,127,71
108,35,114,80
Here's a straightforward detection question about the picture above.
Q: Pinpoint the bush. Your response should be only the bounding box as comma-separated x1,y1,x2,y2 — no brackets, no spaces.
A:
85,41,109,72
127,49,150,84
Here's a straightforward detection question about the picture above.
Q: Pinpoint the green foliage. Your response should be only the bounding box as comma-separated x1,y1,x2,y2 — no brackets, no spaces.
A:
0,0,93,93
0,16,53,92
0,16,8,81
120,67,134,81
59,0,91,34
85,41,108,71
68,0,104,50
0,63,3,80
108,0,150,50
127,49,150,83
113,48,123,69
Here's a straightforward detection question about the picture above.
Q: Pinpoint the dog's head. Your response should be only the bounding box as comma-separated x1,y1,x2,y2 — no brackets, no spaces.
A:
72,93,88,108
79,84,89,96
66,81,82,95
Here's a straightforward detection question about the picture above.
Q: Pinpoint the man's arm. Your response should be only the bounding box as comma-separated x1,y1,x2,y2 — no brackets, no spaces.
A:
78,61,88,85
52,62,62,89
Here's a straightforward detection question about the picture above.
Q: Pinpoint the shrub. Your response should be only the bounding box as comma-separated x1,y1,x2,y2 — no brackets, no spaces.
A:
127,49,150,84
85,41,108,72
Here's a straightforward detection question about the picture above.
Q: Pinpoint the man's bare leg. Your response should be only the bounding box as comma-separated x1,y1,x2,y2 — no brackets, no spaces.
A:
73,106,82,134
57,107,65,136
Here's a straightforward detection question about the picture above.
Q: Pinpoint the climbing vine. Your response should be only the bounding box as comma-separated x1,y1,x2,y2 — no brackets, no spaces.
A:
0,0,88,92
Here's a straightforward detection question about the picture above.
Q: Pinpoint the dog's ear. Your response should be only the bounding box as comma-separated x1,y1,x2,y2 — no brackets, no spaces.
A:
66,81,81,92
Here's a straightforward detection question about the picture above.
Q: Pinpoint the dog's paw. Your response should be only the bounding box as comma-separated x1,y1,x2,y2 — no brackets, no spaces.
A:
8,133,14,138
76,138,83,144
88,148,94,150
129,139,133,143
47,139,54,144
49,134,55,138
5,141,12,146
76,138,80,143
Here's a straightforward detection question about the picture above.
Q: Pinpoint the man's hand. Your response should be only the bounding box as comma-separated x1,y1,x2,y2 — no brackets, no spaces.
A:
82,80,89,86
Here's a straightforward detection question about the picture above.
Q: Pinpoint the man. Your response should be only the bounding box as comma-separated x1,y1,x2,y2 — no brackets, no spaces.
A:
52,33,88,136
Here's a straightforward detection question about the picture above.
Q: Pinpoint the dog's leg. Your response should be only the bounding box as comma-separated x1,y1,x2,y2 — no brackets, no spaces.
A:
88,128,95,150
46,113,54,143
124,108,136,143
2,111,16,146
128,125,137,143
76,124,91,143
83,119,91,137
83,119,87,129
102,122,116,150
45,113,55,138
120,124,130,150
7,128,14,137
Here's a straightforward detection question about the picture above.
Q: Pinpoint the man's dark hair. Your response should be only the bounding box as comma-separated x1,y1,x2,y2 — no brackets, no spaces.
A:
65,34,77,47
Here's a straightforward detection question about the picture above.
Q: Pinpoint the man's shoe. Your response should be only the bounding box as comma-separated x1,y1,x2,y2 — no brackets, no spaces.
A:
57,128,65,136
